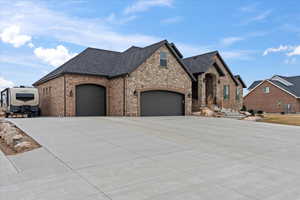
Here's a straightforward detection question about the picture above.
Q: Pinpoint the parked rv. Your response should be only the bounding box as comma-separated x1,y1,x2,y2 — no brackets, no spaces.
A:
0,86,39,117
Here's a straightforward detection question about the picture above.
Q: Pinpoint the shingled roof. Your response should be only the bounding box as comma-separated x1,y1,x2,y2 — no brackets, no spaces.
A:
182,51,217,74
182,51,239,85
234,75,247,88
34,40,195,85
248,75,300,98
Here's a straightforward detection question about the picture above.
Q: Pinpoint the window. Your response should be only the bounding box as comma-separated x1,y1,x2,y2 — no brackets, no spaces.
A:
0,89,8,107
16,93,34,102
160,51,167,67
223,85,230,100
277,100,282,107
236,88,240,100
263,87,270,93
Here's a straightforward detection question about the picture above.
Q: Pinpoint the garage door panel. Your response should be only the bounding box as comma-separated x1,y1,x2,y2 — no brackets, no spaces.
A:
76,84,106,116
141,91,184,116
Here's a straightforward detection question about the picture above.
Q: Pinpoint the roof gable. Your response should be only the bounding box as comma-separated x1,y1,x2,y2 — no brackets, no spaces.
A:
183,51,239,85
246,75,300,98
234,75,247,88
34,40,195,85
182,51,217,74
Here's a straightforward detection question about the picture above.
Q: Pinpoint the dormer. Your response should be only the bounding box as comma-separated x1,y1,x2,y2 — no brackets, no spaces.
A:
271,75,293,86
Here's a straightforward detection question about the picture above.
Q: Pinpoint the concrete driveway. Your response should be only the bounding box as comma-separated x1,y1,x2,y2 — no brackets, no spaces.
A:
1,116,300,200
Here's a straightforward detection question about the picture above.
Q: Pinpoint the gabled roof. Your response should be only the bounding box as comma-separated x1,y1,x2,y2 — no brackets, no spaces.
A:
34,40,195,85
182,51,217,74
182,51,239,85
247,75,300,98
248,80,262,90
234,75,247,88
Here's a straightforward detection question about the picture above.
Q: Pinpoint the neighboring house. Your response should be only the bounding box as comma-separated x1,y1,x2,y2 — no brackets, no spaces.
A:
244,75,300,113
34,40,245,117
183,52,246,111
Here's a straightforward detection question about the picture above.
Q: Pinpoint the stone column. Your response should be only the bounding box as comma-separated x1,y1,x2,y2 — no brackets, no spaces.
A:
198,74,206,107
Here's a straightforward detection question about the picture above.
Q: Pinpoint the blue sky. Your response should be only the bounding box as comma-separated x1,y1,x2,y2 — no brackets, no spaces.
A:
1,0,300,91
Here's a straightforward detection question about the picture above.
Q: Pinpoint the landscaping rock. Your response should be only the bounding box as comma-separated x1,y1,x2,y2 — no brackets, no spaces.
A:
200,107,215,117
0,120,41,155
12,134,23,141
14,141,32,151
243,116,262,121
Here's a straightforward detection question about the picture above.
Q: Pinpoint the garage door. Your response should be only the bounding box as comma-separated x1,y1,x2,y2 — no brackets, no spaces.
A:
76,84,106,116
140,90,184,116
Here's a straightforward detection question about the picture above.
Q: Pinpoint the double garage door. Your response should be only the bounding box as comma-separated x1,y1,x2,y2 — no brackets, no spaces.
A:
141,91,184,116
76,85,184,116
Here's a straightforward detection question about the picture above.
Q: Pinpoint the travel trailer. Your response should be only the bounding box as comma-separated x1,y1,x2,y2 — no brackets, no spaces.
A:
0,86,39,117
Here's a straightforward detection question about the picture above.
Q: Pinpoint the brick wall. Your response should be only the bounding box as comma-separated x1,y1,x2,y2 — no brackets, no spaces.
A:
244,81,300,113
125,45,192,116
37,76,64,116
65,74,109,116
108,77,124,116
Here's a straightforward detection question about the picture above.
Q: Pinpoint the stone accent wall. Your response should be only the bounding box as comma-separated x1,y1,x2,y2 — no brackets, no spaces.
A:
108,77,124,116
125,45,192,116
64,74,109,116
236,83,244,110
37,76,64,116
244,81,300,113
195,56,243,111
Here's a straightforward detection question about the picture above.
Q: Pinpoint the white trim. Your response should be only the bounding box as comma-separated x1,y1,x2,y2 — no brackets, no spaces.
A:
266,80,299,98
244,79,299,99
271,75,293,86
244,80,265,98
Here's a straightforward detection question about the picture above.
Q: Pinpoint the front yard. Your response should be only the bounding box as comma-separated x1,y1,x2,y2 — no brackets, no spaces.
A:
259,114,300,126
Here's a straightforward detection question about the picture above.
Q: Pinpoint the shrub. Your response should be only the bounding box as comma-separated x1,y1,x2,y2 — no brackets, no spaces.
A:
248,109,255,116
241,105,247,111
257,110,264,114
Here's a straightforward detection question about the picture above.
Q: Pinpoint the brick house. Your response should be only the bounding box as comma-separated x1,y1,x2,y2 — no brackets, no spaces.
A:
244,75,300,113
34,40,245,116
183,52,246,111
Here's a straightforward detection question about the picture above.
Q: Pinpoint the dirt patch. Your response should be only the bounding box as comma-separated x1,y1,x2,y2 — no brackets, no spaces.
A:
0,119,41,155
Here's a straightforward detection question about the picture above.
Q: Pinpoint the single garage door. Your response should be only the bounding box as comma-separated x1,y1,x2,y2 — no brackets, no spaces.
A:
140,90,184,116
76,84,106,116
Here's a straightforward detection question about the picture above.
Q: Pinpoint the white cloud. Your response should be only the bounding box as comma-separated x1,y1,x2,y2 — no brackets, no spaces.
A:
0,53,43,68
242,10,272,25
287,46,300,56
239,3,260,13
28,42,34,48
124,0,173,14
0,25,31,47
221,50,254,60
251,10,272,21
0,77,14,91
220,37,244,46
263,45,294,56
263,45,300,64
105,13,137,25
0,1,160,51
160,16,183,24
34,45,78,67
